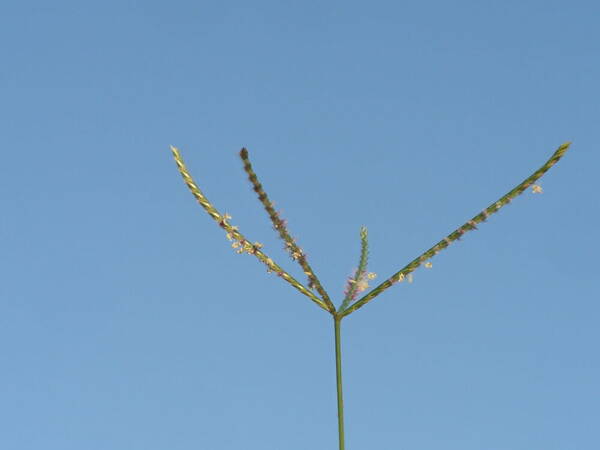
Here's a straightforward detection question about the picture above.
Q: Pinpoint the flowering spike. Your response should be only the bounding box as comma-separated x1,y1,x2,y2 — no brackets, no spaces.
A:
339,226,371,312
171,146,330,312
340,142,571,317
239,148,335,312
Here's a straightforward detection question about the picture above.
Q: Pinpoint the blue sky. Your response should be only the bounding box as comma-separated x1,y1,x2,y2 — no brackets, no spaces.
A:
1,1,598,449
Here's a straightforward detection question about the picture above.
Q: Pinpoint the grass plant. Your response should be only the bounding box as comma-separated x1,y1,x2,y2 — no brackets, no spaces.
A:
171,142,571,449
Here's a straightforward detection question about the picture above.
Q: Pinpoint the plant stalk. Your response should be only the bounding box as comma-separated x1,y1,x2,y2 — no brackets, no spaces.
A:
334,315,345,450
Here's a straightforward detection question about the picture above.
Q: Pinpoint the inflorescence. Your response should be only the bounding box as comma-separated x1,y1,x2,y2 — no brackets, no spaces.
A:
171,142,570,317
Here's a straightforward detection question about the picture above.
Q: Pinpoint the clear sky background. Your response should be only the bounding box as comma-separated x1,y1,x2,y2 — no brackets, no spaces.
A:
1,1,598,449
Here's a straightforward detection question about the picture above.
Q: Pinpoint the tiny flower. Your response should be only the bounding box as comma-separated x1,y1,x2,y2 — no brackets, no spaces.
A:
356,279,369,292
531,184,543,194
231,242,240,249
424,262,432,269
253,242,264,249
367,272,377,280
397,273,405,282
407,273,413,283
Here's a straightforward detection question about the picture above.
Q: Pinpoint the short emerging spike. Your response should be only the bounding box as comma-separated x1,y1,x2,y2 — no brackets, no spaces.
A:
339,226,372,313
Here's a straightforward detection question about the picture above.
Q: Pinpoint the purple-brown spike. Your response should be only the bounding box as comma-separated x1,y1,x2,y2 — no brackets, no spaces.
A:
239,148,336,313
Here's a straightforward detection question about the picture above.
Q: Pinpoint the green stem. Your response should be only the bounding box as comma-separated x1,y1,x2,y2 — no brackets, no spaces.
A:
334,315,345,450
